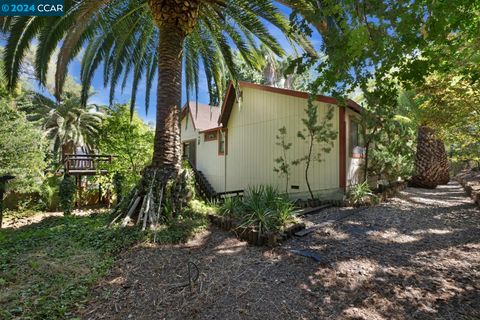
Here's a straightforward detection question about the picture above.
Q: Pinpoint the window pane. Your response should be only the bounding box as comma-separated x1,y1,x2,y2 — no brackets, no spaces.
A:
351,121,359,147
218,131,226,154
219,141,224,153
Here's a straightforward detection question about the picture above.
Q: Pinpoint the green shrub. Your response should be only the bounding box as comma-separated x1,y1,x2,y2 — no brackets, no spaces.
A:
112,172,124,203
186,199,217,215
347,181,378,206
182,160,197,199
218,196,241,217
39,175,61,211
229,185,296,235
59,175,76,215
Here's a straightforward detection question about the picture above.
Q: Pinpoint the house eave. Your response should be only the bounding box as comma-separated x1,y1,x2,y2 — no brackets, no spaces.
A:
218,81,363,128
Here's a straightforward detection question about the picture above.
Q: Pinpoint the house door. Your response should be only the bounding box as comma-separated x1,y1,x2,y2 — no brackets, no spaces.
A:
182,140,196,168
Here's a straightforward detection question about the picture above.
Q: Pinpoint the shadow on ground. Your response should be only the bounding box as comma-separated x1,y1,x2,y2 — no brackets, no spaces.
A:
81,182,480,320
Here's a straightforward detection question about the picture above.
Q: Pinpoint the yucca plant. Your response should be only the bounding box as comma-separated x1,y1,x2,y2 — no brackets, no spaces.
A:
238,185,295,235
274,197,296,228
218,196,241,217
347,181,377,207
1,0,313,228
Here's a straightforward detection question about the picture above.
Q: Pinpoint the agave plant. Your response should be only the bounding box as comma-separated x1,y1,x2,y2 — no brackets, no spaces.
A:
1,0,313,228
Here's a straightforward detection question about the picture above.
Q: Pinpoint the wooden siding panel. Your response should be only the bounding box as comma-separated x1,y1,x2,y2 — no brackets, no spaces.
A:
225,87,341,198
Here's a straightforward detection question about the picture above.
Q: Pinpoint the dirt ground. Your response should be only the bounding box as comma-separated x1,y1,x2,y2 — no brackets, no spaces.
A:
2,208,107,229
81,182,480,320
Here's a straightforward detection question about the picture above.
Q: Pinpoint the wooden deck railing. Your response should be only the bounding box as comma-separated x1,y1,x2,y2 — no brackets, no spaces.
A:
63,154,113,174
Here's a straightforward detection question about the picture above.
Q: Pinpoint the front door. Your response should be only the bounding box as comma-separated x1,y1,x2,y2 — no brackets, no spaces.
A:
182,140,196,168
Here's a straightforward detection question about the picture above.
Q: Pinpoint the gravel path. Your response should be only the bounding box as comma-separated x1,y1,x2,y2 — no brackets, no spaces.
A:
83,182,480,320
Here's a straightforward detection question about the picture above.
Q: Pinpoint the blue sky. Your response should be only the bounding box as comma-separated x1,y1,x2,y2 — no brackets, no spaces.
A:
28,3,323,124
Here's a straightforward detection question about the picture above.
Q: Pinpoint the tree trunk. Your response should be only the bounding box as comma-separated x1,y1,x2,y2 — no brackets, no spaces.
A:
151,24,184,172
411,125,450,189
110,1,199,232
305,134,314,200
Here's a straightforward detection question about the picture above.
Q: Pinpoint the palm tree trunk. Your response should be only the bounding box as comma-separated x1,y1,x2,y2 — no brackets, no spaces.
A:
111,1,200,231
411,125,450,188
151,25,184,172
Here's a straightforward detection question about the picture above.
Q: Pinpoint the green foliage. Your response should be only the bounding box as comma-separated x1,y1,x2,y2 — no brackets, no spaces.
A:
182,159,196,200
1,0,313,113
0,106,47,194
288,0,480,95
17,91,103,161
285,0,480,182
413,72,480,163
112,172,124,203
39,175,62,211
359,80,417,182
59,175,76,215
188,199,218,215
97,105,154,195
273,126,293,194
0,212,145,319
233,49,312,91
347,182,378,207
152,210,209,244
225,185,296,235
293,99,337,199
218,196,242,217
154,199,213,243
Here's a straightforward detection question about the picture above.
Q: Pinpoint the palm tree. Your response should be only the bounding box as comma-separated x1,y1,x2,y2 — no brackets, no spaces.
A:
18,92,104,162
398,91,450,188
410,125,449,188
2,0,312,227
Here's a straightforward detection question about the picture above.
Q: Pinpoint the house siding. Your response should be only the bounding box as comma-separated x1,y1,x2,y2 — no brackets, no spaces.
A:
225,87,342,199
180,116,226,192
181,115,197,141
197,133,226,193
181,84,363,200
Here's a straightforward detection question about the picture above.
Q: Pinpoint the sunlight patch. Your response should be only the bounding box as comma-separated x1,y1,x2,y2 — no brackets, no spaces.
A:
334,259,379,290
342,307,385,320
367,228,421,243
213,237,247,255
411,228,453,235
315,226,350,240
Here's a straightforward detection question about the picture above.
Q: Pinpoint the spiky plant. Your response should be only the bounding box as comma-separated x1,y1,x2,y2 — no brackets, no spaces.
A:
18,91,103,161
1,0,313,229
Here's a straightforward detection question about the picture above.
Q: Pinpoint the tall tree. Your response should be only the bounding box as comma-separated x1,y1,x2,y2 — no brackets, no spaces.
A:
0,106,46,195
2,0,312,227
285,0,480,187
0,60,46,194
18,92,103,161
97,104,154,193
233,49,312,91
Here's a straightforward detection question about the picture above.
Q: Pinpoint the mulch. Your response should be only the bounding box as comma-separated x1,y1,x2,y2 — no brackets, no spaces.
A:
81,182,480,320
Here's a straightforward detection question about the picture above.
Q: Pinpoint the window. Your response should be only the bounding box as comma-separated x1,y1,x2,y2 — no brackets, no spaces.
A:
218,129,227,155
350,118,365,158
204,131,217,142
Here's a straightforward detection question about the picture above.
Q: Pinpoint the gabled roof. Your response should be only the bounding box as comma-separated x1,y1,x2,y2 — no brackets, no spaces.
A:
181,102,222,131
218,81,362,127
